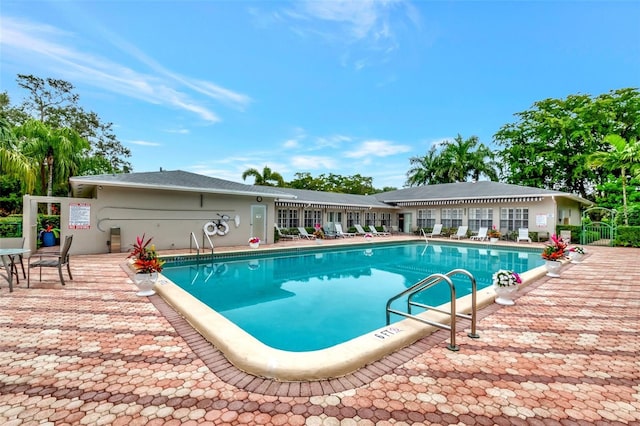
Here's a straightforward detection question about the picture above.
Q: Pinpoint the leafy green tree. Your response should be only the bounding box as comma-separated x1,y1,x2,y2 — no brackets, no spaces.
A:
14,74,131,173
242,165,285,186
406,146,446,186
495,89,640,199
588,134,640,225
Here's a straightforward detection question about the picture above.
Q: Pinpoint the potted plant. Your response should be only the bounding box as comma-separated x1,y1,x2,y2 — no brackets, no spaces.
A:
249,237,260,248
127,234,165,296
488,226,501,243
541,234,567,277
492,269,521,305
568,246,586,263
39,224,60,247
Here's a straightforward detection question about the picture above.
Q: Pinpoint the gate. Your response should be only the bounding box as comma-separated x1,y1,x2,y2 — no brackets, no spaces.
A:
581,207,617,246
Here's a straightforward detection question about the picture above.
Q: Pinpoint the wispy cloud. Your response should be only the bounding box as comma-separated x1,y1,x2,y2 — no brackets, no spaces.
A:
274,0,418,69
129,139,162,147
0,16,251,122
290,155,336,170
345,139,412,158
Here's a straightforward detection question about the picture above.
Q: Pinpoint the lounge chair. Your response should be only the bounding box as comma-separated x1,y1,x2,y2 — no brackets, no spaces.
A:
425,224,443,237
297,227,316,240
517,228,532,243
28,234,74,286
449,226,468,239
470,227,488,241
368,225,390,236
275,224,299,240
353,224,368,235
322,225,338,239
334,223,355,237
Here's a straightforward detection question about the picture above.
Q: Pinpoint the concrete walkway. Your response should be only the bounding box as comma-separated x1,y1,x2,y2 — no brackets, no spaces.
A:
0,239,638,425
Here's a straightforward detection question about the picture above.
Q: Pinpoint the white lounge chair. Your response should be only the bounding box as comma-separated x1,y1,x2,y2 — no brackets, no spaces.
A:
425,224,443,237
297,227,316,240
334,223,355,237
470,227,488,241
368,225,390,236
450,225,468,239
353,224,368,235
517,228,532,243
275,223,299,240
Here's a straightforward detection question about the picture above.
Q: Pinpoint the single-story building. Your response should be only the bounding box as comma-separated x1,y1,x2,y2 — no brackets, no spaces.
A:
21,170,593,255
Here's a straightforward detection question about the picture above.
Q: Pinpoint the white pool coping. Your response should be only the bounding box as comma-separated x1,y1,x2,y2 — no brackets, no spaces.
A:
154,262,548,381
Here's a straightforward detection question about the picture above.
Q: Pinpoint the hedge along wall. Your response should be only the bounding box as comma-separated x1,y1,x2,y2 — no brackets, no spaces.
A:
615,226,640,247
0,215,22,238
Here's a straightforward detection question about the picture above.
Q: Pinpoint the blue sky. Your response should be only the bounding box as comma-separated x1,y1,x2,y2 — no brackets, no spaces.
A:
1,1,639,189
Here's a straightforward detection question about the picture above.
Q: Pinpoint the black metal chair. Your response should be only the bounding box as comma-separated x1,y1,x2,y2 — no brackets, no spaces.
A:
28,235,74,287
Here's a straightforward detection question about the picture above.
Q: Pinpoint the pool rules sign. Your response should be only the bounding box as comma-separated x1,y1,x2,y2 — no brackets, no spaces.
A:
69,203,91,229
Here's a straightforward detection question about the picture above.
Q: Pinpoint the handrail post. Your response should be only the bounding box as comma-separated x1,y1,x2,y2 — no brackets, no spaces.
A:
190,232,200,256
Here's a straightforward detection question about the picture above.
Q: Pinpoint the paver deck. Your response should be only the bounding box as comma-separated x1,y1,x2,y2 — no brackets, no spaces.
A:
1,238,638,425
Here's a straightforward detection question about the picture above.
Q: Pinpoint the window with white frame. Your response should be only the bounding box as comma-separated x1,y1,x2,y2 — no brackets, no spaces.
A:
365,212,376,225
303,210,322,228
277,209,299,228
441,208,463,228
346,211,360,227
500,208,529,233
378,212,391,226
468,208,494,231
417,209,436,228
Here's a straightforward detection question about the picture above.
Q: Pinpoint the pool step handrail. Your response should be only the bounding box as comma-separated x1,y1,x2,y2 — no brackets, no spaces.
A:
419,228,429,243
385,268,479,351
190,232,200,256
203,232,214,254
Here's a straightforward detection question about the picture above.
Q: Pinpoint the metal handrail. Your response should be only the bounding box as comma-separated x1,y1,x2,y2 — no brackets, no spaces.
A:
189,232,200,256
203,232,214,254
419,228,429,243
385,268,479,351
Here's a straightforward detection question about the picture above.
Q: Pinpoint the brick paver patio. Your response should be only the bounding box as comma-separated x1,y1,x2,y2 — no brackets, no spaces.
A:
1,240,638,425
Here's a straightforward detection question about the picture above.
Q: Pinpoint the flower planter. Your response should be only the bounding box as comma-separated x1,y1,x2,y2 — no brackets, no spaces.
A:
569,252,584,264
489,237,499,244
41,232,56,247
134,272,158,296
493,283,517,305
545,260,563,277
249,242,260,249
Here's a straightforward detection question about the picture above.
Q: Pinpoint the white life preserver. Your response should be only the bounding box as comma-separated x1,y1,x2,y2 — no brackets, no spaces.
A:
216,221,230,236
204,221,217,236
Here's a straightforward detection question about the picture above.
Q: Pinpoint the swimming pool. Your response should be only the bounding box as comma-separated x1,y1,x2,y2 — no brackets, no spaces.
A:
161,242,543,351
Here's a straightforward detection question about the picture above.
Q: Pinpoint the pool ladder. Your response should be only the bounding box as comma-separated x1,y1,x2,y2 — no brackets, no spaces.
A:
385,268,479,351
190,231,214,256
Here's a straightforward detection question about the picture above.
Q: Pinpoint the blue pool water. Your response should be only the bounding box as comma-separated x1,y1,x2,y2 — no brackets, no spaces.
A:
162,242,543,351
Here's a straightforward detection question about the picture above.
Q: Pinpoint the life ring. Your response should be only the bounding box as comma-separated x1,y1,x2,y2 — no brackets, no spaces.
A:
216,221,230,236
204,222,217,236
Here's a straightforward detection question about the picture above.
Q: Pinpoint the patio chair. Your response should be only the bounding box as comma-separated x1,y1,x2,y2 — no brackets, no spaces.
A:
368,225,390,236
28,234,74,287
353,224,368,235
0,237,26,284
275,224,299,240
449,226,469,240
322,225,338,238
425,224,443,237
470,227,488,241
517,228,532,243
334,223,355,237
297,227,317,240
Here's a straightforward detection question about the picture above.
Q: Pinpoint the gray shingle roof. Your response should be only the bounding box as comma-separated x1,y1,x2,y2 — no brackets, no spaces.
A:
275,188,393,209
69,170,295,198
375,181,592,205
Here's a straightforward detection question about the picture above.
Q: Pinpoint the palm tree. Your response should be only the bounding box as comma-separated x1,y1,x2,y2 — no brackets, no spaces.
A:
439,134,498,182
0,117,37,193
588,134,640,225
14,119,89,212
406,146,446,186
242,165,285,187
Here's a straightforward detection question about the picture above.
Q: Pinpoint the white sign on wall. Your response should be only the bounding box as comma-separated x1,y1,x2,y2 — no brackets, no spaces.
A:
69,203,91,229
536,214,547,227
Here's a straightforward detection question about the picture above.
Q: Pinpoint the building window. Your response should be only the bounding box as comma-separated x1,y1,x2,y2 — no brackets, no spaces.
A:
441,208,463,228
417,209,436,228
277,209,299,228
500,208,529,233
327,211,342,226
346,211,360,227
365,212,376,226
468,208,493,231
378,212,391,226
303,210,322,228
